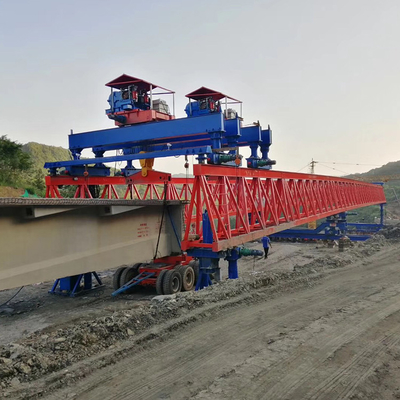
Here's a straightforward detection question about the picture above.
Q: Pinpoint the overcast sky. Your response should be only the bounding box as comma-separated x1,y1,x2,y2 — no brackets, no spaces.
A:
0,0,399,176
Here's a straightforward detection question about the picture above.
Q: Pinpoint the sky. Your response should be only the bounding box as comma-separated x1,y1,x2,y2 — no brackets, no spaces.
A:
0,0,399,176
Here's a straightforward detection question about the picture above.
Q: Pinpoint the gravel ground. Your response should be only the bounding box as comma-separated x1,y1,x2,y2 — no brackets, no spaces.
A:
0,232,398,399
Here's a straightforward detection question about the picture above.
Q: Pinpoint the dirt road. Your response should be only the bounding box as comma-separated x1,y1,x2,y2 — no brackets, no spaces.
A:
27,242,400,400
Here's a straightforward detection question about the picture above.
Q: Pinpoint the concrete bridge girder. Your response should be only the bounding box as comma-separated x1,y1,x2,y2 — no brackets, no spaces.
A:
0,199,183,291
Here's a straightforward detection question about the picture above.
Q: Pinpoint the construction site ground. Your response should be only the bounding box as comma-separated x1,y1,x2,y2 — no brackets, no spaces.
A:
2,228,400,399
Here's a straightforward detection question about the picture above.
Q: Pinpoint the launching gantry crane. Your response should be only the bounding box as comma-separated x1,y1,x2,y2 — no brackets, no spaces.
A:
44,74,275,295
44,74,385,296
45,74,275,182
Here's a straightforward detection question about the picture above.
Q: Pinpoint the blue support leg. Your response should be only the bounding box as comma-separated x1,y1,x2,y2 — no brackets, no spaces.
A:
226,248,240,280
196,271,212,291
195,258,213,291
228,258,238,279
212,259,221,281
49,272,103,297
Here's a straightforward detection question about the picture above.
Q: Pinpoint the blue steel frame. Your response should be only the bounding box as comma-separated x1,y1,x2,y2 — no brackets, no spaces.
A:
45,112,275,172
45,146,213,169
188,211,264,290
49,272,103,297
271,206,385,242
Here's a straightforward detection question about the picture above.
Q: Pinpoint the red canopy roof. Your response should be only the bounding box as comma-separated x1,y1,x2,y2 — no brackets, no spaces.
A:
105,74,173,93
185,86,241,102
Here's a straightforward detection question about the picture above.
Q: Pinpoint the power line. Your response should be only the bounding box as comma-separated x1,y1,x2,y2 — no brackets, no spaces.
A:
317,163,351,175
318,161,381,167
296,162,311,173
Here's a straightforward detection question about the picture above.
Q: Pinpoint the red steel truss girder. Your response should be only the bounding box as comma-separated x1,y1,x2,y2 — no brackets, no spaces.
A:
180,165,387,252
45,168,386,252
45,175,194,201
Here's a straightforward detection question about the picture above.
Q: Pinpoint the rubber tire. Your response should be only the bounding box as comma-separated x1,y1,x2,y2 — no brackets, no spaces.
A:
189,260,199,284
120,263,141,294
156,269,168,295
113,266,128,290
179,265,195,291
162,270,182,295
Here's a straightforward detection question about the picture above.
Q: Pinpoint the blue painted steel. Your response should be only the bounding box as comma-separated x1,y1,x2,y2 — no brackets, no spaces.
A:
226,248,239,279
347,223,383,231
195,259,213,290
90,134,213,156
224,118,241,145
202,211,213,244
68,113,224,156
45,146,212,169
271,210,384,242
167,207,181,248
187,248,223,259
90,119,241,155
49,272,103,297
227,258,238,279
260,127,274,168
240,125,261,143
66,165,110,177
45,111,277,172
185,99,222,117
271,231,371,241
112,271,155,297
189,212,266,288
240,125,275,169
193,211,217,290
45,114,277,172
106,89,150,115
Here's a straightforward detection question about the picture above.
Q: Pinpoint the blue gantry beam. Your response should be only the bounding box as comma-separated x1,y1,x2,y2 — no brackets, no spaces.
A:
45,112,275,172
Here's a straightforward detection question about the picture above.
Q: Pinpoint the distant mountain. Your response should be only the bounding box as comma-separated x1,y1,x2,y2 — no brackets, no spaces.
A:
22,142,71,175
345,160,400,222
347,160,400,179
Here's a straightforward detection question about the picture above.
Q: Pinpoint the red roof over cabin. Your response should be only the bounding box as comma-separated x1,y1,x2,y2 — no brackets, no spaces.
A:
185,86,241,102
105,74,173,93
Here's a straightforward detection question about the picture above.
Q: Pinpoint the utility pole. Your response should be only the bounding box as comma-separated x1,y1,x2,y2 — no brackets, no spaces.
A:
310,159,317,174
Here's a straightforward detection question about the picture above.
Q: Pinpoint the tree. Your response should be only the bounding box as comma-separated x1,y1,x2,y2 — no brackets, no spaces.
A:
0,135,32,186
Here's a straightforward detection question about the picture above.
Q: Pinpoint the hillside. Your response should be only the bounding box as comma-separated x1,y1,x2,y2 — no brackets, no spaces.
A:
22,142,71,176
5,139,400,223
345,161,400,223
0,140,71,198
349,160,400,178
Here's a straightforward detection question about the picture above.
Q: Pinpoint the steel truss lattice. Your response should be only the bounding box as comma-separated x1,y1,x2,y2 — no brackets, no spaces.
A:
45,166,386,253
180,165,386,252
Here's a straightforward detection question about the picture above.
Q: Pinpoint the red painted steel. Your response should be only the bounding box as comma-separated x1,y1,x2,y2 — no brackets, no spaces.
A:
45,175,193,200
45,176,126,199
45,166,386,253
111,109,174,126
180,165,386,252
127,255,192,287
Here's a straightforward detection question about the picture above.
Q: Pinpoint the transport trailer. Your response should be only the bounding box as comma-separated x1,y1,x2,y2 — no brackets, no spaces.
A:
112,255,199,296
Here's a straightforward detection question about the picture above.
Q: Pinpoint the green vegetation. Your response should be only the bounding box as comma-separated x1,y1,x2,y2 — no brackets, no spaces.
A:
22,142,71,176
346,163,400,223
23,142,71,197
0,135,32,187
1,134,399,213
0,136,71,197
